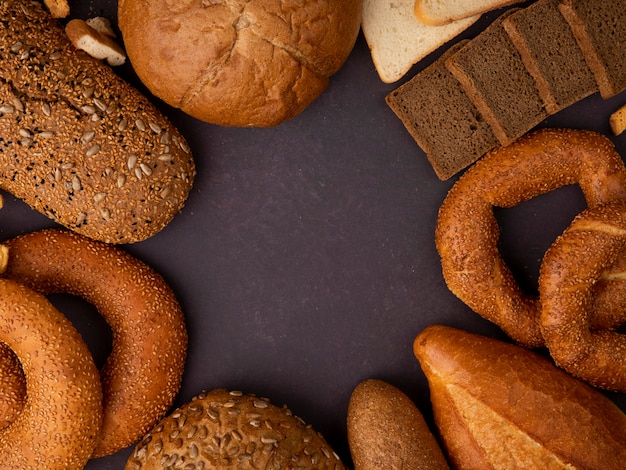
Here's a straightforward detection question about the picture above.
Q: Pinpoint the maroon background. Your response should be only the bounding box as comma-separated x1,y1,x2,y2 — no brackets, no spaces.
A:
3,1,625,468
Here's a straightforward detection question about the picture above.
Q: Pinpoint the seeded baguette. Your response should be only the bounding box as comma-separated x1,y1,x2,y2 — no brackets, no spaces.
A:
125,389,346,470
0,0,195,244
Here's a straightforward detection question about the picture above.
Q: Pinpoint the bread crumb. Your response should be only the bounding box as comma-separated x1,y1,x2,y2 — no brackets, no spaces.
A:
44,0,69,18
65,19,126,67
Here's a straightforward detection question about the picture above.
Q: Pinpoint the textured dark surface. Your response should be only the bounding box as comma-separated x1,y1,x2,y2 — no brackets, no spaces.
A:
1,1,625,468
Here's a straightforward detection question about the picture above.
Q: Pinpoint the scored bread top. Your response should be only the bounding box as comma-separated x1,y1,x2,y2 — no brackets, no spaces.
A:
118,0,362,127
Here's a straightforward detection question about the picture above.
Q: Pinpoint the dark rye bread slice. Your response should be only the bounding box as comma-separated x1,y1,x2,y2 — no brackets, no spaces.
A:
559,0,626,99
445,10,548,146
503,0,597,114
386,41,499,181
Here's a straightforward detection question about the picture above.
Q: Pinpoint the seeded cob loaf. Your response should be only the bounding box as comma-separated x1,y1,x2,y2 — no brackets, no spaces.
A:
0,0,196,244
125,389,346,470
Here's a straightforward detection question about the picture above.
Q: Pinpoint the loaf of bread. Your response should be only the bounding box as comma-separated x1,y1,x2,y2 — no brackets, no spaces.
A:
502,0,597,114
0,0,196,244
414,325,626,470
362,0,478,83
117,0,362,127
559,0,626,99
347,379,449,469
386,40,499,180
125,389,346,469
445,10,548,146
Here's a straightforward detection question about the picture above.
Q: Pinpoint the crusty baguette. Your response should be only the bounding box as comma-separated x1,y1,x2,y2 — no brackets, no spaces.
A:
362,0,478,83
347,379,450,469
413,325,626,470
0,0,195,244
414,0,521,26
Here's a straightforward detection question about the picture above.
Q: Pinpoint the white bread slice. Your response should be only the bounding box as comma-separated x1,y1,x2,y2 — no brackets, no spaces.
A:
415,0,521,26
362,0,478,83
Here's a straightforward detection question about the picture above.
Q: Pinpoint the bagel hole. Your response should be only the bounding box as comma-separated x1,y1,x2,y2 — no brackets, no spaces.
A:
494,185,586,296
47,293,113,370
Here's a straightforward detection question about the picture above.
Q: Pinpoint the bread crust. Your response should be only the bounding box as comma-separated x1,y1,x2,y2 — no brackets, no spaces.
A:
125,388,346,469
1,228,188,458
414,325,626,470
539,200,626,391
118,0,362,127
436,128,626,347
347,379,450,469
0,279,103,469
0,0,196,244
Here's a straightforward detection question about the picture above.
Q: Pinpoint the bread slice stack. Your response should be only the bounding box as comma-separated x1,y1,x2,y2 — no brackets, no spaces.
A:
387,0,625,180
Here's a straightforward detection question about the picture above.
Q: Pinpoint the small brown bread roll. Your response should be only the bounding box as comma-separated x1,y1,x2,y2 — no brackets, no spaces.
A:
414,325,626,470
1,0,195,244
125,389,346,469
347,379,449,469
117,0,362,127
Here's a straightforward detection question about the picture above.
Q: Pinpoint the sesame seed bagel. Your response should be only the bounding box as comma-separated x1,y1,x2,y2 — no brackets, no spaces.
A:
436,128,626,348
0,0,196,244
0,278,103,469
0,342,25,431
0,228,188,457
540,200,626,392
125,389,346,470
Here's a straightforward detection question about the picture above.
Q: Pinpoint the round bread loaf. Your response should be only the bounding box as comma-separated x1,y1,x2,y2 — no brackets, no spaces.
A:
117,0,362,127
125,389,346,469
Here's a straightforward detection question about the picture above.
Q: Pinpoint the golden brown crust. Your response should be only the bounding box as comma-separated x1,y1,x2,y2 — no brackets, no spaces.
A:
0,0,195,244
0,342,25,431
414,325,626,470
0,279,103,469
435,128,626,348
117,0,362,127
539,200,626,391
1,228,188,458
125,389,346,469
347,379,449,470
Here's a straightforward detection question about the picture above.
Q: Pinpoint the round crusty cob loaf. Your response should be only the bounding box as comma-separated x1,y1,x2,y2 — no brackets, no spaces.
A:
125,389,346,469
0,0,196,244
